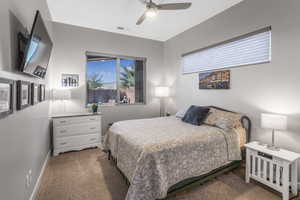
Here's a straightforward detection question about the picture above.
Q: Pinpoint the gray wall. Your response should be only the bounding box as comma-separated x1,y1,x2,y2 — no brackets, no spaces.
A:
49,22,164,132
164,0,300,179
0,0,53,199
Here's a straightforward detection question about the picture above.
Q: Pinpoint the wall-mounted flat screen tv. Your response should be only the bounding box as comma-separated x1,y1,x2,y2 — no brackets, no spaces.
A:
21,11,53,79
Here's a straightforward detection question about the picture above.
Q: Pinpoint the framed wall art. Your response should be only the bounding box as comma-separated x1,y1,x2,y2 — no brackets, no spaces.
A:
39,84,46,101
61,74,79,88
0,78,14,119
31,83,39,105
199,70,230,89
16,80,31,110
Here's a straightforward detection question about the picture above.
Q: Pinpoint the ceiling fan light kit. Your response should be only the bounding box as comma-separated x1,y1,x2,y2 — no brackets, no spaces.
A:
136,0,192,25
146,7,158,17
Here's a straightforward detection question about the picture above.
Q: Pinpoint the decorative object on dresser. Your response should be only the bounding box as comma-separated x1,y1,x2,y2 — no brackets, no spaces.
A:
0,78,14,119
91,103,98,113
199,70,230,89
261,113,287,151
245,142,300,200
16,80,31,110
31,83,39,105
52,113,102,156
39,84,46,101
155,86,170,117
61,74,79,88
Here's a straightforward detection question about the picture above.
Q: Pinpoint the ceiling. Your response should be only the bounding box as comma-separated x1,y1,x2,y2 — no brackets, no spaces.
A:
47,0,243,41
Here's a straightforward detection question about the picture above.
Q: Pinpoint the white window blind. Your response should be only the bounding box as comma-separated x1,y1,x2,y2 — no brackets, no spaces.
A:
182,27,271,74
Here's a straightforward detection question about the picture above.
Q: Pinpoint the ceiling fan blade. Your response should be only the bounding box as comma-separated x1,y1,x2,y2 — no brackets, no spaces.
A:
157,3,192,10
136,12,147,25
138,0,147,5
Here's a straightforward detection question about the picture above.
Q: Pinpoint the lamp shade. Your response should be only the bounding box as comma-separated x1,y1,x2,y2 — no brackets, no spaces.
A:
155,86,169,97
52,89,71,100
261,113,287,130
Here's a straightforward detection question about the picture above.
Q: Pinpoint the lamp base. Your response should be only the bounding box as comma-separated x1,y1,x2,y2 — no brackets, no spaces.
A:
267,129,280,151
267,145,280,151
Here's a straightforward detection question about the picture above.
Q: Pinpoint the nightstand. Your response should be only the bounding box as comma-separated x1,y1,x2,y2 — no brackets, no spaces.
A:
245,142,300,200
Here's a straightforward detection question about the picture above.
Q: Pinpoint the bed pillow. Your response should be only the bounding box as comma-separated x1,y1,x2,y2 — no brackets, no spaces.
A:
182,105,210,126
204,108,242,131
175,106,189,118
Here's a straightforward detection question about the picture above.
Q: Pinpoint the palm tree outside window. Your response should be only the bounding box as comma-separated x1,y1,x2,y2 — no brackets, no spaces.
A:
86,53,145,106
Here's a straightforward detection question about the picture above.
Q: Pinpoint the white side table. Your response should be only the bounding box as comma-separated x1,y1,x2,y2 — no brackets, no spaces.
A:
245,142,300,200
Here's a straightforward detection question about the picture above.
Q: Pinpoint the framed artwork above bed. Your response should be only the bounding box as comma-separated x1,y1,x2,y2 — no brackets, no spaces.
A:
199,70,230,89
0,78,14,119
16,80,31,110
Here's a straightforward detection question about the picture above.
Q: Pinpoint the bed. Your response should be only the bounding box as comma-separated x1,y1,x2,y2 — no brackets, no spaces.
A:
103,106,251,200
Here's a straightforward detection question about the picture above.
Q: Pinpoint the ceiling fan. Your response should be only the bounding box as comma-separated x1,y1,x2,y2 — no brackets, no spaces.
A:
136,0,192,25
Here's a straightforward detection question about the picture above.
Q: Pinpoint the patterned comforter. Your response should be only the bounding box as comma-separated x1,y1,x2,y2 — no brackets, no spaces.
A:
104,116,242,200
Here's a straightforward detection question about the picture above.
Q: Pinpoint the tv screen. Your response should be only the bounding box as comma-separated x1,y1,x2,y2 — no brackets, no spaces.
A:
21,11,53,79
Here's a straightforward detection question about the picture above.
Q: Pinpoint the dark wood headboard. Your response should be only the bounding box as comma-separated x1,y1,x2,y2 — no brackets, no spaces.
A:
209,106,252,143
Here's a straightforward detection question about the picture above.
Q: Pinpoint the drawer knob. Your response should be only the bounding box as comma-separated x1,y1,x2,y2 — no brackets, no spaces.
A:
90,138,97,141
89,118,96,121
60,142,67,145
60,130,67,133
90,127,96,130
60,120,66,123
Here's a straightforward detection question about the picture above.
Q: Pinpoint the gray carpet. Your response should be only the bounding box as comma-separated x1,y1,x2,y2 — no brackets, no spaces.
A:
36,148,292,200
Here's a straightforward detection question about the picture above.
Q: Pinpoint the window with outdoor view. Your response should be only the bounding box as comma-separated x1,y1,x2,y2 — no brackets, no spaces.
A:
86,54,145,106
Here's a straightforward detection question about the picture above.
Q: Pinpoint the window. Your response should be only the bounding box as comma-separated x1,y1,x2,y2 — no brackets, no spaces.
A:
182,27,271,73
86,53,145,106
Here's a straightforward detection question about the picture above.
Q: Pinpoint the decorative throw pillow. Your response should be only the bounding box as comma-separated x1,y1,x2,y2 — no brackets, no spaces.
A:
182,105,210,126
204,108,242,131
175,106,189,118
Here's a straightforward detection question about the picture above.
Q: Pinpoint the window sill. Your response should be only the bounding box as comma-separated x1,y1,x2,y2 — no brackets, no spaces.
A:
87,103,146,107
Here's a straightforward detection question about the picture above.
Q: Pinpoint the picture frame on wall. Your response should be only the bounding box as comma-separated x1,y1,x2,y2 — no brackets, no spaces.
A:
0,78,14,119
16,80,31,110
31,83,39,105
39,84,45,102
61,74,79,88
199,70,230,89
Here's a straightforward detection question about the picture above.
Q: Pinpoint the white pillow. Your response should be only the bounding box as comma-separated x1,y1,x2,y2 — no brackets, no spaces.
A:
175,106,190,118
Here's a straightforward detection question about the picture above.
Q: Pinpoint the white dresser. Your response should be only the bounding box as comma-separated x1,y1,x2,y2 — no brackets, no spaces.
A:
52,113,102,156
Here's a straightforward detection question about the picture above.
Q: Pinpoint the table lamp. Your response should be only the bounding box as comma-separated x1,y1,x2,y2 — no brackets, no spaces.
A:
155,86,169,117
261,113,287,151
52,89,71,112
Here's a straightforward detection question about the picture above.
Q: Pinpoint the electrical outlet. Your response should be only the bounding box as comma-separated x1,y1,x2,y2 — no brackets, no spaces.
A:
25,170,32,189
29,170,32,185
26,174,30,188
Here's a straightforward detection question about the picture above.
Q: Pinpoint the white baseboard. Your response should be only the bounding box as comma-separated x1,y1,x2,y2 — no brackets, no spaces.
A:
29,151,51,200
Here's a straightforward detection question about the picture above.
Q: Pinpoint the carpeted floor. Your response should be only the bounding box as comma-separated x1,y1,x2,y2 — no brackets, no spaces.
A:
36,148,292,200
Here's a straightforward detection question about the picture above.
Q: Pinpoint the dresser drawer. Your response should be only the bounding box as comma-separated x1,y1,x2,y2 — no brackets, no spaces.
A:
53,115,101,127
54,122,100,137
55,134,99,149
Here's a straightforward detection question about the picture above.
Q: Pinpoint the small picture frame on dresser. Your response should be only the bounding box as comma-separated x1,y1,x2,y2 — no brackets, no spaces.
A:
0,78,14,119
39,84,45,102
16,80,31,110
31,83,39,105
